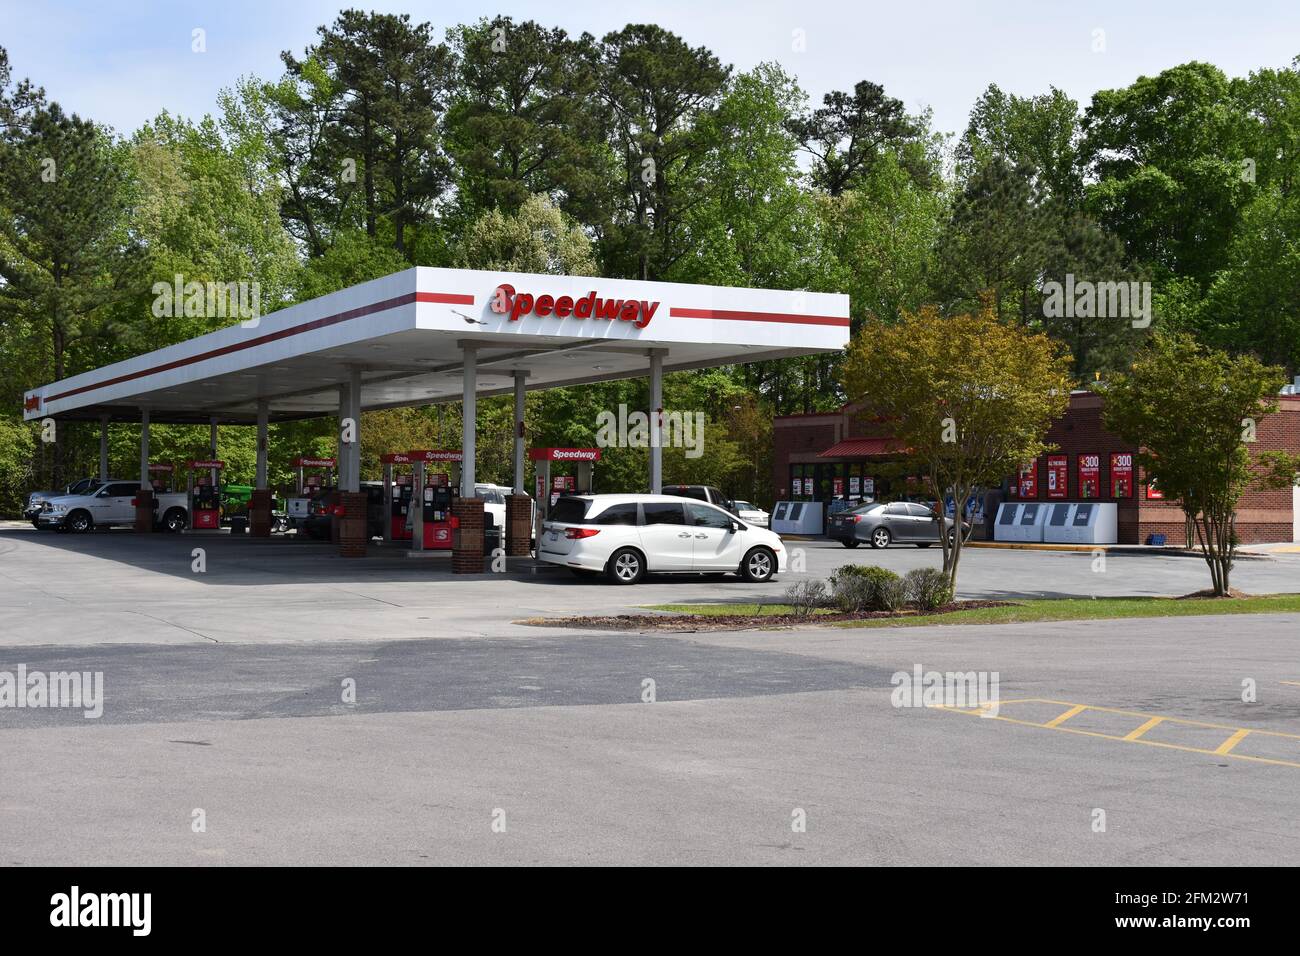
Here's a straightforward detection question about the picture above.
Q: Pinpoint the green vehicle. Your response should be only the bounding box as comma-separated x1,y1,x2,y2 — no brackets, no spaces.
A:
219,484,288,532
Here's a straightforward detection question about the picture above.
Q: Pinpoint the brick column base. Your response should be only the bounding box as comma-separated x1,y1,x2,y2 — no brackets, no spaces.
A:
336,491,369,558
249,489,273,537
505,494,532,556
452,498,485,573
134,488,155,533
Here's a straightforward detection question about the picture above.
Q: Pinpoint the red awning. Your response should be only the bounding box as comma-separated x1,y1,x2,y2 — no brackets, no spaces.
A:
818,437,905,458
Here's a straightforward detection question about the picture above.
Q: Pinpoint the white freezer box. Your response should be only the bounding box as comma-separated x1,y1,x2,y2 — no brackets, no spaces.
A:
993,502,1049,542
1042,502,1118,544
771,500,823,536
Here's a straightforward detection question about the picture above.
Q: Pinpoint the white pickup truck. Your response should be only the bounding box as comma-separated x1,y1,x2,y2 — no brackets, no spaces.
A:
36,480,190,533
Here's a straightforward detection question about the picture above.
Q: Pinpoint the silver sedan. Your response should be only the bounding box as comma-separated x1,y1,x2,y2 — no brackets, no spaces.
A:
826,501,960,549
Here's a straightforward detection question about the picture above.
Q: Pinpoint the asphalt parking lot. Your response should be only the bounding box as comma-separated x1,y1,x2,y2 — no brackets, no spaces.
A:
2,522,1298,865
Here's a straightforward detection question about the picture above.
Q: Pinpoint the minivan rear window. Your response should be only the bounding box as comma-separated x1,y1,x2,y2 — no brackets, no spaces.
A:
594,502,639,525
548,497,591,523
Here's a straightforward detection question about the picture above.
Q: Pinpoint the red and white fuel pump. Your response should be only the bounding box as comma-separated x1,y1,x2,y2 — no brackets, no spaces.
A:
186,459,225,529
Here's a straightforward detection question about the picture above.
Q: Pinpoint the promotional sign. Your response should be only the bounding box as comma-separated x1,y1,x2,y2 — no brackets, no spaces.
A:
1017,463,1038,499
1146,477,1164,500
1110,453,1134,498
849,476,860,496
864,477,874,496
1046,455,1068,499
832,477,844,496
528,447,602,462
1078,454,1100,499
535,475,544,502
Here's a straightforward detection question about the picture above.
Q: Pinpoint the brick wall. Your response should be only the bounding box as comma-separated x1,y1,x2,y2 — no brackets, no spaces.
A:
773,393,1300,544
1021,393,1299,544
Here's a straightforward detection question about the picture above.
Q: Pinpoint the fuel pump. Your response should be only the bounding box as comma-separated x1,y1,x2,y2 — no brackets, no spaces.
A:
186,459,225,529
288,456,336,530
147,462,174,492
528,448,601,529
381,452,416,541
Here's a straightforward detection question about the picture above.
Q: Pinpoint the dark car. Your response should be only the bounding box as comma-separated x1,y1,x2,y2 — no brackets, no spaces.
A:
827,500,961,549
659,484,736,515
301,482,387,541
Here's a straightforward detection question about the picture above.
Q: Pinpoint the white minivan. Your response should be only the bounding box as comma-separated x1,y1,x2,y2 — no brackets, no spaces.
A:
538,494,785,584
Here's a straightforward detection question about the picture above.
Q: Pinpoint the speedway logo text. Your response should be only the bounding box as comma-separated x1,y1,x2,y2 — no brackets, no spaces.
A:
0,665,103,718
490,283,659,328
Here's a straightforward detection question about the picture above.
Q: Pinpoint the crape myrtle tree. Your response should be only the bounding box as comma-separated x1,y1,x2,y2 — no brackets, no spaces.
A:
840,305,1073,591
1099,333,1300,596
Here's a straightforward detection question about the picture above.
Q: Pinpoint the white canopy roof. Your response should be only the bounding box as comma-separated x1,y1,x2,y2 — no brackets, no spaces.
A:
23,267,850,424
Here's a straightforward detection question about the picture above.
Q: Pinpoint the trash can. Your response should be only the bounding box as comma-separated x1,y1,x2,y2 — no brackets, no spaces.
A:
230,516,248,535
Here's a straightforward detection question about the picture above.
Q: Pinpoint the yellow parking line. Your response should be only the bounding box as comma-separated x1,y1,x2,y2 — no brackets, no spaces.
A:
930,698,1300,770
1282,681,1300,687
1215,728,1251,755
1124,716,1165,741
1044,704,1087,728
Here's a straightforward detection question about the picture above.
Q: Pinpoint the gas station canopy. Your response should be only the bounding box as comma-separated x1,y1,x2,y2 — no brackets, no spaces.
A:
22,267,850,425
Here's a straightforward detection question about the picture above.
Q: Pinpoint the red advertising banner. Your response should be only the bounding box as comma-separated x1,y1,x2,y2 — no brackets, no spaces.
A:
1110,452,1134,498
1145,477,1164,500
832,477,844,496
1046,455,1068,499
1078,453,1100,499
1017,463,1038,499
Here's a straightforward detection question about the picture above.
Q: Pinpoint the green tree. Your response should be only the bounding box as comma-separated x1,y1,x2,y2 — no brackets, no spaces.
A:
933,156,1052,323
959,84,1084,205
598,24,729,280
787,79,924,196
288,10,454,259
840,306,1073,590
456,193,597,275
445,17,612,228
1099,333,1300,595
1081,62,1252,287
0,98,144,485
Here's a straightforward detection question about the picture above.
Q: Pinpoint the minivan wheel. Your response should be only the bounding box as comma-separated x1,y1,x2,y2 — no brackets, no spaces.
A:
740,546,776,583
68,510,93,534
870,527,891,549
606,548,646,585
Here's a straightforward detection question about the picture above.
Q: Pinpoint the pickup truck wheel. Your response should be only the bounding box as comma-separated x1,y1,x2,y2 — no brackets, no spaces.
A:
68,510,93,534
163,508,188,533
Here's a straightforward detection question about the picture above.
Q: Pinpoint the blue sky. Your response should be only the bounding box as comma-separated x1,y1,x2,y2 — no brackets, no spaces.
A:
1,1,1297,139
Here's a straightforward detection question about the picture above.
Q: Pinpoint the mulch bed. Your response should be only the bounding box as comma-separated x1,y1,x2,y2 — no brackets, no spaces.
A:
517,600,1015,632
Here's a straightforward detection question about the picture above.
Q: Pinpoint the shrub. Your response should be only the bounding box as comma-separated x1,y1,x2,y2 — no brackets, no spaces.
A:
904,567,954,611
783,579,827,617
831,574,876,612
830,565,905,612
